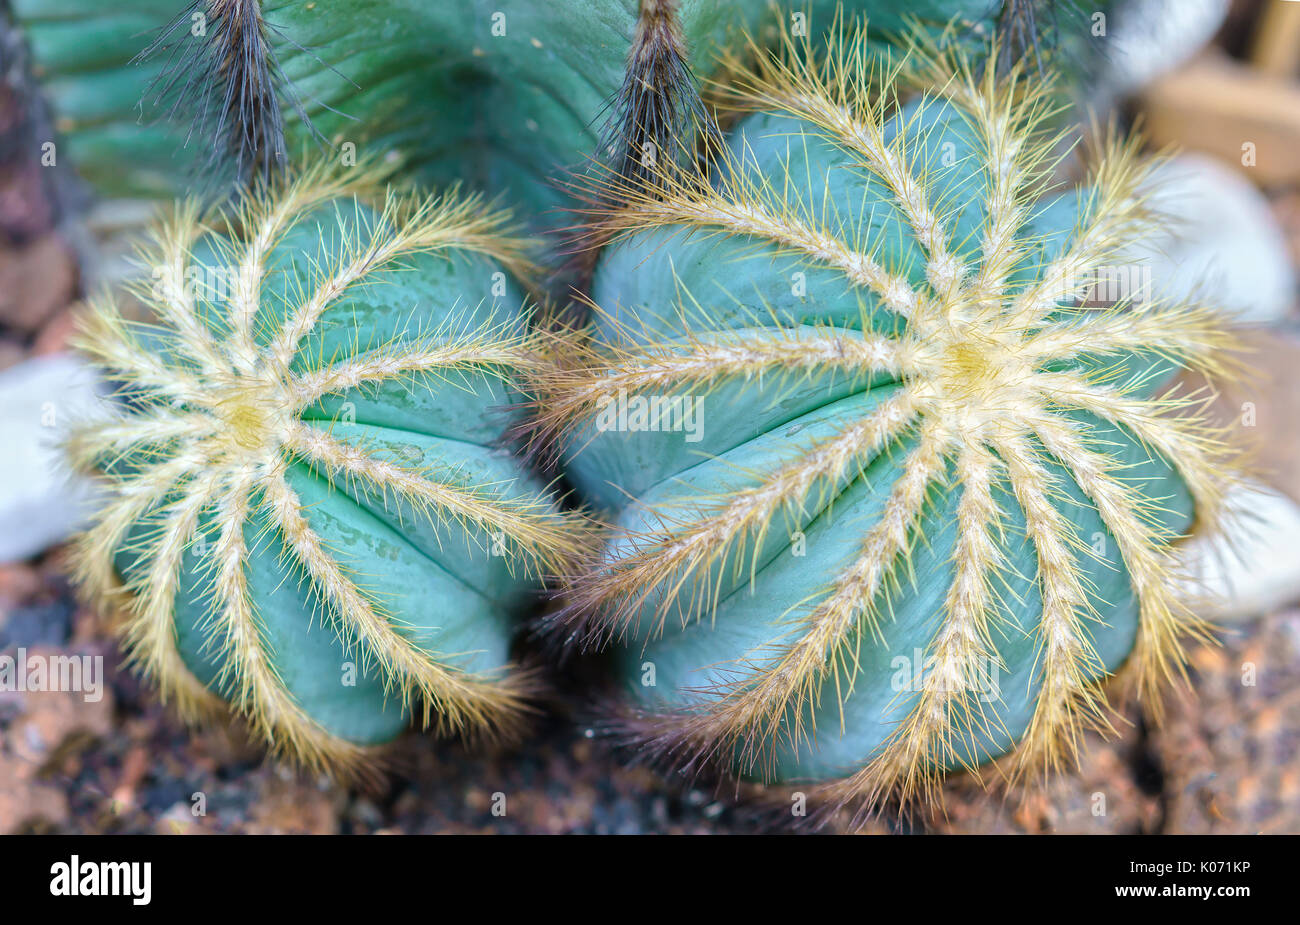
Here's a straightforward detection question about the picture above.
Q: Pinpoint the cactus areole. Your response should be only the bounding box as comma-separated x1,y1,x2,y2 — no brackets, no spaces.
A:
68,166,587,773
542,30,1239,809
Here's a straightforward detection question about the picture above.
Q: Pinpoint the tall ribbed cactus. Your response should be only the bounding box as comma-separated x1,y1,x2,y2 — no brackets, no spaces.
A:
14,2,1020,208
538,26,1242,813
67,163,589,774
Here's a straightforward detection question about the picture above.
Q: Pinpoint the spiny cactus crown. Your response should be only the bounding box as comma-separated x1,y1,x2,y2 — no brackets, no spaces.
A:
68,163,588,774
540,26,1241,811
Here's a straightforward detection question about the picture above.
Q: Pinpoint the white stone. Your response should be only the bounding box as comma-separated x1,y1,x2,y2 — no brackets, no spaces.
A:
0,354,109,563
1103,0,1230,97
1127,153,1296,325
1179,482,1300,622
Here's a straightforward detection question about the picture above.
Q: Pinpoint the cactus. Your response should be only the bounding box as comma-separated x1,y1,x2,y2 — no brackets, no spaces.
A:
67,162,589,773
537,26,1242,815
13,2,1007,210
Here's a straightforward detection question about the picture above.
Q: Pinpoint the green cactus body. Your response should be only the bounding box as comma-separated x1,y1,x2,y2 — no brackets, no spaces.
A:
14,0,997,213
69,166,587,772
541,32,1237,807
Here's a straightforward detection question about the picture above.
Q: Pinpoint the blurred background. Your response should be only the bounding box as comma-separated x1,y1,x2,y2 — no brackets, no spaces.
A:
0,0,1298,833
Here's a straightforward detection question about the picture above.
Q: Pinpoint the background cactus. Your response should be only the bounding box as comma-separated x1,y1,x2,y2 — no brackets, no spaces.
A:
13,2,1050,215
67,162,588,773
538,27,1242,813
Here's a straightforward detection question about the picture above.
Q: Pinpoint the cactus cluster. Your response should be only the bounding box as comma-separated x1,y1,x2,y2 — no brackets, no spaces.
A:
11,1,1244,819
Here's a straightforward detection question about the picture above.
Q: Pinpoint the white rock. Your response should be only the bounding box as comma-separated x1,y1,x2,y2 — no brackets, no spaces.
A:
1179,482,1300,622
1103,0,1230,97
1126,153,1296,325
0,354,109,563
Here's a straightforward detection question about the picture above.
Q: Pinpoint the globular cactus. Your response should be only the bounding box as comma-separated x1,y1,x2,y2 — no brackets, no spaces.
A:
538,26,1242,815
67,162,589,774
